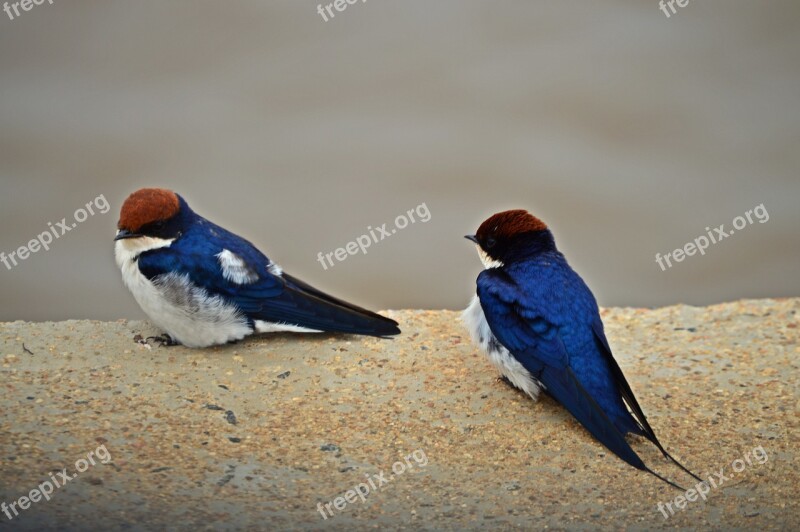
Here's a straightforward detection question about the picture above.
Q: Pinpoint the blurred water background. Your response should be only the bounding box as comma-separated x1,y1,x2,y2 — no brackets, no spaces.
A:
1,0,798,321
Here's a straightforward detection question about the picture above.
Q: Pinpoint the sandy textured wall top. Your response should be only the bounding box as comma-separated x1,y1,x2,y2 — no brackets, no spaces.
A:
0,299,797,529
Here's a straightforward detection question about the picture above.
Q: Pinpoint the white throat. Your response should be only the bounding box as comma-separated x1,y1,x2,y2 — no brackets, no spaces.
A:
114,234,174,268
477,247,504,269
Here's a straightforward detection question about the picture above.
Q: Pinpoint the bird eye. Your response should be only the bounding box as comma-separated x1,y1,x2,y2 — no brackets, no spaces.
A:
486,237,497,248
153,221,165,229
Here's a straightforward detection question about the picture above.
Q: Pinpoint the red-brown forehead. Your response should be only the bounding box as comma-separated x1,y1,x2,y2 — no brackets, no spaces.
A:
118,188,180,231
477,209,547,238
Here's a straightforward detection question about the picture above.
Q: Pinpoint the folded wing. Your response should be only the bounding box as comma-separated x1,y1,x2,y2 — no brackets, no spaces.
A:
137,237,400,337
476,268,646,471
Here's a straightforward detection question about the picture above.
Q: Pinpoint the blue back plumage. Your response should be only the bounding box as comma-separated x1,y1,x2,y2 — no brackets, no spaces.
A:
135,196,400,336
136,198,284,306
470,212,700,486
476,232,647,470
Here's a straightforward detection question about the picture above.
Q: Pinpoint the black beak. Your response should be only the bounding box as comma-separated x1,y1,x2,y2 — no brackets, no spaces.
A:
464,234,479,244
114,229,141,241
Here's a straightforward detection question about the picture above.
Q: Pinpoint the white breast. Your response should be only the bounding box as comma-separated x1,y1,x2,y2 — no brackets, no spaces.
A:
115,239,252,348
462,294,542,400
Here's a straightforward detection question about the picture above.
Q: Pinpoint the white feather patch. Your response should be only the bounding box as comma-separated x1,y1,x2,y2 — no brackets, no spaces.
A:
267,262,283,276
216,249,259,285
254,320,321,334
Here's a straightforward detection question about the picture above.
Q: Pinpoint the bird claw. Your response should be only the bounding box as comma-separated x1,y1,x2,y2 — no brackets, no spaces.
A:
145,334,181,347
497,375,514,387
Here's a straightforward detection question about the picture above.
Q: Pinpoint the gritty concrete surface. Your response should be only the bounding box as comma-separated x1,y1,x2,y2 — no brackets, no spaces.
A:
0,299,797,531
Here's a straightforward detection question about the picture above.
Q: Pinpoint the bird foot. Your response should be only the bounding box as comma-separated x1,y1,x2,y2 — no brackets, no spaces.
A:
145,334,181,347
497,375,515,388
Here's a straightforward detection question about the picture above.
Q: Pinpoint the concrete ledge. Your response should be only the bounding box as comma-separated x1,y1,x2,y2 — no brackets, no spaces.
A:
1,299,797,530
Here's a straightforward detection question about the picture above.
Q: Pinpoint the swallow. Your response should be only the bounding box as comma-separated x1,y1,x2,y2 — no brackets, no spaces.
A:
114,188,400,347
462,209,700,488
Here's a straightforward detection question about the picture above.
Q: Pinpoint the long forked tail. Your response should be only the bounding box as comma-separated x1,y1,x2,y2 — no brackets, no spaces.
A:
272,273,401,337
590,320,702,482
644,465,686,491
539,367,687,490
643,431,703,483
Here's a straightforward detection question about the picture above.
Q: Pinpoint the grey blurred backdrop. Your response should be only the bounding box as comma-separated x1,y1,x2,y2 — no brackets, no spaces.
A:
1,1,798,322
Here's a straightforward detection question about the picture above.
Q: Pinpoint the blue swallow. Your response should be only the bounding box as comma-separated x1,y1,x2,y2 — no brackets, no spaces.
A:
463,209,699,488
114,188,400,347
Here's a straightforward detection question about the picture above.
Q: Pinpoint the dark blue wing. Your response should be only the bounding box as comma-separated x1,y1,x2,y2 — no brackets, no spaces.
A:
476,268,646,471
136,220,399,337
234,272,400,336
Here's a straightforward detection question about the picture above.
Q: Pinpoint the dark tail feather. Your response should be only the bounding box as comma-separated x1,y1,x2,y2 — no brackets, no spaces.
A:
643,433,703,483
540,368,687,489
541,368,643,468
644,465,686,491
263,273,401,337
590,320,702,482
